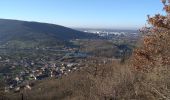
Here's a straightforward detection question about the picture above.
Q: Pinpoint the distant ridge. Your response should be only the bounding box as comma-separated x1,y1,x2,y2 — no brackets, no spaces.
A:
0,19,97,48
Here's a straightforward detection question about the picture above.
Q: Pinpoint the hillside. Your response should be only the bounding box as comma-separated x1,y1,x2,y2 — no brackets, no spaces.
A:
0,19,97,48
1,0,170,100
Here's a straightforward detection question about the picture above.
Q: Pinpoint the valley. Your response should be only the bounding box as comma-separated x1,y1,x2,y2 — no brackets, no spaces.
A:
0,19,140,93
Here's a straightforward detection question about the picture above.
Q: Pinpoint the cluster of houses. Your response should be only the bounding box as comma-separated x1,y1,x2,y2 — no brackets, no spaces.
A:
0,53,115,93
3,60,84,92
0,49,87,93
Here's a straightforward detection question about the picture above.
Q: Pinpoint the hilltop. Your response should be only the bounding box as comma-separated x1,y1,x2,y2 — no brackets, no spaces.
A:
0,19,97,48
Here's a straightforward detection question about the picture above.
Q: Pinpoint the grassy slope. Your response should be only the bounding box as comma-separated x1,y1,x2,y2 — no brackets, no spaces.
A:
3,56,170,100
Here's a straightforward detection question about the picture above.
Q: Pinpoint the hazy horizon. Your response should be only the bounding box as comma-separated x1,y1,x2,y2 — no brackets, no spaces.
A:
0,0,164,29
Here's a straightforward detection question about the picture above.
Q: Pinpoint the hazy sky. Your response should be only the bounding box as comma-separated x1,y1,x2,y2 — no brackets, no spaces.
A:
0,0,164,29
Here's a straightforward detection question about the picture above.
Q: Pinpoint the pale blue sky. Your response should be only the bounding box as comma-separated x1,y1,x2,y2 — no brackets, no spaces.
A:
0,0,164,29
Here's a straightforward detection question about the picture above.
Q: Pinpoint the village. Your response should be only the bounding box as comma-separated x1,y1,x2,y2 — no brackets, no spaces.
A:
0,31,138,93
0,47,88,93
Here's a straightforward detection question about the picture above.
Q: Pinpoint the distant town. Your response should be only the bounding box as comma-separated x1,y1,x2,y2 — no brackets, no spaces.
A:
0,26,140,93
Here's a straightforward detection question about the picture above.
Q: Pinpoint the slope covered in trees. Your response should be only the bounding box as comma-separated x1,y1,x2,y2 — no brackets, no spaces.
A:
1,0,170,100
0,19,97,48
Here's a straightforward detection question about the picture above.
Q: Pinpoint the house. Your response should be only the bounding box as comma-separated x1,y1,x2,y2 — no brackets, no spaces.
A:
4,87,9,93
25,85,31,90
36,74,48,80
15,77,20,82
14,87,20,92
29,74,36,80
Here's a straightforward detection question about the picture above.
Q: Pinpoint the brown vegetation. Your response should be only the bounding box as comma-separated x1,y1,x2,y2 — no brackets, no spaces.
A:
132,0,170,72
4,58,136,100
1,0,170,100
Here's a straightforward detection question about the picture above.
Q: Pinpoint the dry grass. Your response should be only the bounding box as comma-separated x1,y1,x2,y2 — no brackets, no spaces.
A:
2,1,170,99
1,53,169,100
1,59,131,100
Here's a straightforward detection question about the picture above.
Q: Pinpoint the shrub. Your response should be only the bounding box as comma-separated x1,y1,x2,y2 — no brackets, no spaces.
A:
132,0,170,72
